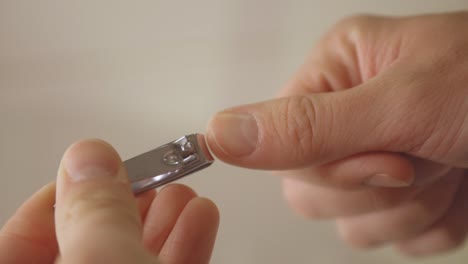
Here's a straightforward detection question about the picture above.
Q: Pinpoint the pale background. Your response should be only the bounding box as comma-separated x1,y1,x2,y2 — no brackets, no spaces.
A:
1,1,468,263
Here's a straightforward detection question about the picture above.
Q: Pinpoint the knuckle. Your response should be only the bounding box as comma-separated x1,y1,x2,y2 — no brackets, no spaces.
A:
274,96,321,162
387,17,468,157
333,14,379,38
387,61,468,158
377,70,443,153
59,186,138,229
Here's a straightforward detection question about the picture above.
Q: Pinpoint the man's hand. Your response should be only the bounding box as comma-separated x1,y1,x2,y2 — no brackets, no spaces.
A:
207,12,468,256
0,140,219,263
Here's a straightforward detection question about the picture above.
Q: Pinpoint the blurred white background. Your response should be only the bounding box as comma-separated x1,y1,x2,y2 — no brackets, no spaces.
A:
1,1,468,263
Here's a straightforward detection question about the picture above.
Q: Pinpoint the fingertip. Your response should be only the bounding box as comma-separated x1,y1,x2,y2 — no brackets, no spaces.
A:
362,153,415,188
62,139,121,164
159,197,219,264
206,112,257,163
162,183,198,199
336,220,384,250
56,139,129,207
58,139,124,183
143,184,198,254
185,197,220,226
37,181,57,194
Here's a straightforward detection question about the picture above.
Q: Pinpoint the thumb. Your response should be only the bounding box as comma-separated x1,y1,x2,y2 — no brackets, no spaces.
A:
207,86,390,170
55,140,156,264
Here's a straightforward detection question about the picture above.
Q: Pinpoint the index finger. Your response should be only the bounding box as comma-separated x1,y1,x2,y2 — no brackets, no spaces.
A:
0,182,58,264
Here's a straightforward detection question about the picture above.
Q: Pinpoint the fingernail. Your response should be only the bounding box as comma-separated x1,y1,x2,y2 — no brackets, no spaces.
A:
62,140,123,183
365,173,411,187
209,112,259,157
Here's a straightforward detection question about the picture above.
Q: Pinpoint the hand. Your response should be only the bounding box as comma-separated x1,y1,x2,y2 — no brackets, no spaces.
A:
0,140,219,264
206,12,468,256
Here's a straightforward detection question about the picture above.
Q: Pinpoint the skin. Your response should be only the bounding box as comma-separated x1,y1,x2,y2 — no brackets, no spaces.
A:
2,11,468,261
207,12,468,256
0,140,219,264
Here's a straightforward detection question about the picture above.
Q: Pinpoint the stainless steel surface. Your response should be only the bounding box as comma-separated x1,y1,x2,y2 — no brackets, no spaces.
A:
125,134,213,193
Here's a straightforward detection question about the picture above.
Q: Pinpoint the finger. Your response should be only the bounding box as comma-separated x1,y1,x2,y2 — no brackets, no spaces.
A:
207,84,392,170
278,152,415,189
277,34,358,97
279,152,452,189
143,184,197,254
396,175,468,256
0,182,58,264
335,170,462,248
55,140,153,264
278,15,401,97
159,198,219,264
137,190,157,222
282,177,423,218
277,36,358,97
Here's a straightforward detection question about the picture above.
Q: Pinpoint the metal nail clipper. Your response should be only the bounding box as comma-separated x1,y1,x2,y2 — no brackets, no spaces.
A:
124,134,214,194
